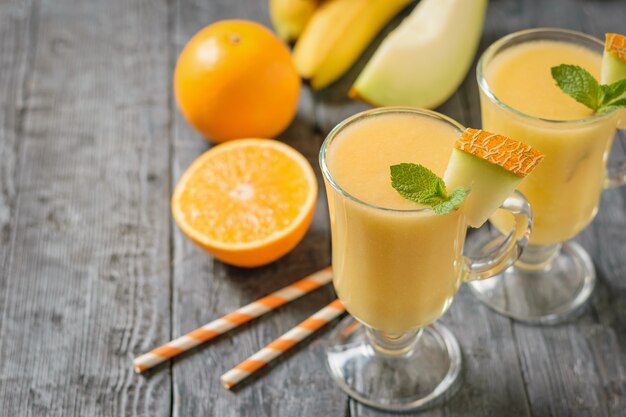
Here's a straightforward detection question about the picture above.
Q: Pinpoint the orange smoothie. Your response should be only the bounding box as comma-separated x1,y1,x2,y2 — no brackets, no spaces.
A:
324,111,466,334
482,40,619,244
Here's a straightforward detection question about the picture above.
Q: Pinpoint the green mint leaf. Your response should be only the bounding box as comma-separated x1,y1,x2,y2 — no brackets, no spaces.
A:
432,187,467,215
551,64,601,111
599,97,626,112
600,78,626,104
390,163,447,204
552,64,626,113
390,163,466,214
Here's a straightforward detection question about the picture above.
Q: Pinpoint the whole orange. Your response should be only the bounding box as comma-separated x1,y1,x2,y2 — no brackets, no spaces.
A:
174,20,301,143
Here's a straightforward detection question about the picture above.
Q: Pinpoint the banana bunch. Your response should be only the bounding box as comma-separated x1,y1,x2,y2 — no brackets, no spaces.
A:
270,0,412,90
269,0,318,43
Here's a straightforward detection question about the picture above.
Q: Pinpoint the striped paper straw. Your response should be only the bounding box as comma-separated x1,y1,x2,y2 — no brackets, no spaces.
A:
220,299,346,389
133,267,333,373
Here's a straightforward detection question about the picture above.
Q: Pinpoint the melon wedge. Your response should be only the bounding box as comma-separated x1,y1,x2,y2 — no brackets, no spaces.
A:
443,128,544,228
601,33,626,84
601,33,626,129
350,0,488,108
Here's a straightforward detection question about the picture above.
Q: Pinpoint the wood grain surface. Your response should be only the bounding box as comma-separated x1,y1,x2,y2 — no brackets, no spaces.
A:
0,0,624,416
0,0,172,415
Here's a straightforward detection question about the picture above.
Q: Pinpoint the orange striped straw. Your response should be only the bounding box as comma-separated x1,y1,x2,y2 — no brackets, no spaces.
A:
133,267,333,373
220,299,346,389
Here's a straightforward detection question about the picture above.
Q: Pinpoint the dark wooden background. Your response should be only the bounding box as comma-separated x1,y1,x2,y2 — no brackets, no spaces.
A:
0,0,625,416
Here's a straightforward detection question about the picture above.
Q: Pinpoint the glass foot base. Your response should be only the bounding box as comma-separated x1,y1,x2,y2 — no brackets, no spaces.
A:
468,241,596,324
325,316,462,412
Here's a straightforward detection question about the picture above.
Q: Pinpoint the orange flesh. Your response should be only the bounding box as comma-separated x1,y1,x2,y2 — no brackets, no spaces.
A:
456,128,544,177
176,144,312,244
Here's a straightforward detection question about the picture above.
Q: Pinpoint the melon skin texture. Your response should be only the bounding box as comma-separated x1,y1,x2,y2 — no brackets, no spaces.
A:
443,149,522,228
351,0,488,108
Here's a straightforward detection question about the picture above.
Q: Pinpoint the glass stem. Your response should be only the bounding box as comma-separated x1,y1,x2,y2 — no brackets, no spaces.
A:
365,327,424,356
516,243,562,271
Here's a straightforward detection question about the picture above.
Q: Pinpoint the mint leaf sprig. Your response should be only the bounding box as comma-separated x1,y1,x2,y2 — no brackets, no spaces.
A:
390,163,466,215
551,64,626,112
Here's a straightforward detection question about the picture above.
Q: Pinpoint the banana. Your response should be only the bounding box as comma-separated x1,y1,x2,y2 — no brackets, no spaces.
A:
269,0,318,43
293,0,412,90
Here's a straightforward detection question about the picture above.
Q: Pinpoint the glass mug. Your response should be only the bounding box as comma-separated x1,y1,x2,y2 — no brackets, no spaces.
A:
469,28,626,324
320,107,533,411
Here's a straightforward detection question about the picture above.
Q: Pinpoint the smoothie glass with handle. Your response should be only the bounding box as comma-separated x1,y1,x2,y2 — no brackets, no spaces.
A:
320,107,534,412
469,28,626,324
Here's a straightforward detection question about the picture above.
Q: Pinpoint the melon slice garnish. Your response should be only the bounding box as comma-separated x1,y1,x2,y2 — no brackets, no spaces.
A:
601,33,626,129
601,33,626,84
605,33,626,61
443,128,544,228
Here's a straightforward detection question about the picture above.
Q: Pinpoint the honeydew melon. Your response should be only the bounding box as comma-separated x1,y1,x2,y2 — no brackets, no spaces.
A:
443,129,544,228
602,48,626,84
350,0,488,108
601,33,626,129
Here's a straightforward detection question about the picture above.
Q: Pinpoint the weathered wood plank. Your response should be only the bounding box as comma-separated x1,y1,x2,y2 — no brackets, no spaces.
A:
0,0,34,334
0,0,173,415
170,1,346,416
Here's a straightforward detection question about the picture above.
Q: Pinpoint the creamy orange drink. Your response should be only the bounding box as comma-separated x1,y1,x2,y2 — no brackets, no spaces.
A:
324,111,464,334
481,37,620,244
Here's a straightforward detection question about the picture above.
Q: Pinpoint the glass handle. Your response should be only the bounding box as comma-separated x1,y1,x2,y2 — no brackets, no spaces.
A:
606,160,626,189
463,190,532,282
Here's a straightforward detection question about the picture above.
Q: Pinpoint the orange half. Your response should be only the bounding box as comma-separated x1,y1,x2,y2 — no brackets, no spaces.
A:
172,139,317,267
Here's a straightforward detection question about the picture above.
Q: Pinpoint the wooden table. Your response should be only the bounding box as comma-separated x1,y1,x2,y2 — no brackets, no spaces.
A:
1,0,625,415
